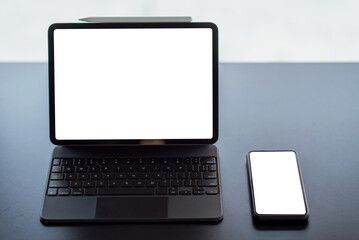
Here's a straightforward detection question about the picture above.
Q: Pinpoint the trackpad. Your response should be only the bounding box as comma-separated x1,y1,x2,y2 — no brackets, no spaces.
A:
95,197,168,219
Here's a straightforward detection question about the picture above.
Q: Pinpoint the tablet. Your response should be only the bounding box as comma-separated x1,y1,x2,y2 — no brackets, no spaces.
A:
48,22,218,145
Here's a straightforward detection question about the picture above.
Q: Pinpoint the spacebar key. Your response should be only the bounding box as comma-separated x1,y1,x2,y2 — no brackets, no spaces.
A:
98,187,155,195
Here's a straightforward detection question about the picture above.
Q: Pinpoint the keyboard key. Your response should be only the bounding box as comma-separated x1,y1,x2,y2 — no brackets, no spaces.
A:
185,179,196,187
141,173,152,179
201,157,216,164
47,188,57,196
101,166,111,172
203,172,217,179
128,166,138,172
198,180,217,187
76,166,87,173
84,180,96,188
192,157,200,164
70,180,82,188
190,172,201,179
135,158,146,165
87,159,97,165
74,159,85,165
99,159,109,165
171,180,183,187
184,157,191,164
169,187,178,195
49,180,69,188
193,187,205,195
148,158,158,165
99,187,155,195
187,165,199,172
146,180,158,187
148,166,162,172
139,166,147,172
121,180,133,187
124,158,133,165
160,158,170,165
178,172,189,179
65,173,77,180
165,173,176,179
199,165,207,172
64,166,75,173
97,180,108,188
102,173,114,180
127,173,139,179
164,166,173,172
109,180,121,187
206,189,218,195
172,158,182,165
154,173,164,179
85,188,97,195
89,165,100,172
61,158,73,166
159,179,170,187
179,190,191,195
116,173,125,179
78,173,89,180
112,166,122,172
91,173,100,180
52,166,62,173
134,180,145,187
127,165,138,172
51,173,64,180
193,190,205,195
156,187,168,195
72,188,83,196
53,158,61,165
58,188,71,196
208,165,217,172
111,159,121,165
175,165,186,172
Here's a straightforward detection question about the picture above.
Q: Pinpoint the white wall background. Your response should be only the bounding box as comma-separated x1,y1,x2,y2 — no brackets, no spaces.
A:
0,0,358,62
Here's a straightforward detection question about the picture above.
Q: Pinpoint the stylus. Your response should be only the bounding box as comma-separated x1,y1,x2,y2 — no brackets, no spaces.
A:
79,17,192,23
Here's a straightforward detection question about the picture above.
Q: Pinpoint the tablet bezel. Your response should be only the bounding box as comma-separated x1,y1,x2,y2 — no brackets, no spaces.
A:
48,22,218,145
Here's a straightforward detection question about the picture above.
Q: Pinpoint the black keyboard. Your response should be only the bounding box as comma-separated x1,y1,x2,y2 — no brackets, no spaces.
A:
46,157,219,196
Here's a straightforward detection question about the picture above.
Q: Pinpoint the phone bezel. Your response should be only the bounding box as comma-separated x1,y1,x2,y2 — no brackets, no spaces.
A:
247,150,309,221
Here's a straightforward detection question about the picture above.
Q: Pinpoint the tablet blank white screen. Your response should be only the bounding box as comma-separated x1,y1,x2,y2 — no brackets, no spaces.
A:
53,28,213,140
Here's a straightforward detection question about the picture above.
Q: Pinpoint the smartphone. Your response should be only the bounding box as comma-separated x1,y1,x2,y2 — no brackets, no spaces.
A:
247,150,309,221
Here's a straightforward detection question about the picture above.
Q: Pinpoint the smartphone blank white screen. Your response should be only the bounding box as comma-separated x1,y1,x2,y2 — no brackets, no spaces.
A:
53,28,213,140
249,151,306,215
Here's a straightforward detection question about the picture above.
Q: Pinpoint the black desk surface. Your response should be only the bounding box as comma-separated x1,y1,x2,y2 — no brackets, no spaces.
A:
1,63,358,240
